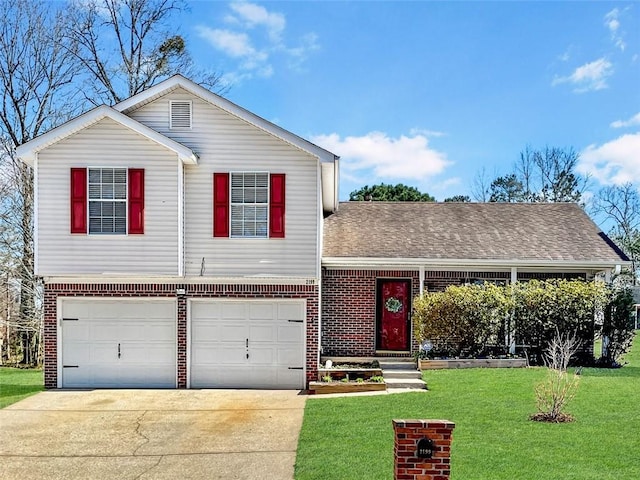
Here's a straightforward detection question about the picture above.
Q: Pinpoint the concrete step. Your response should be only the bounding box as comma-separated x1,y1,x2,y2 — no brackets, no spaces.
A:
377,360,418,370
384,377,427,390
382,369,423,380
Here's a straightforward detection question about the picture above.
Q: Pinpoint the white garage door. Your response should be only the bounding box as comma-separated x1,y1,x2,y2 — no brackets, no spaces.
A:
60,299,177,388
190,300,305,389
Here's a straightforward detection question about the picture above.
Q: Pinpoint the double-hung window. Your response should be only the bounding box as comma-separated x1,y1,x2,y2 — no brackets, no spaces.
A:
230,172,268,238
88,168,127,234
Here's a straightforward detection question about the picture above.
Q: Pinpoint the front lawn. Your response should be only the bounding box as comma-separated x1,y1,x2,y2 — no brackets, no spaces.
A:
0,367,44,408
295,335,640,479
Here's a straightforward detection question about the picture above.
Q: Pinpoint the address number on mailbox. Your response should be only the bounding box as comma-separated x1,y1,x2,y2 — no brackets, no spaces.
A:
417,437,435,458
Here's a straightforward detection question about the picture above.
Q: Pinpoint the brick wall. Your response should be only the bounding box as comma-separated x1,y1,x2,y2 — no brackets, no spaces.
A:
321,270,420,356
44,283,319,389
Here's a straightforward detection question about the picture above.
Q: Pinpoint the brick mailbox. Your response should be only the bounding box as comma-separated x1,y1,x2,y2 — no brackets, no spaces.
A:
392,419,455,480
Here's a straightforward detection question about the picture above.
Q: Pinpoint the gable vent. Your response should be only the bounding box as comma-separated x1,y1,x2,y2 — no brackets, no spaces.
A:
170,101,192,128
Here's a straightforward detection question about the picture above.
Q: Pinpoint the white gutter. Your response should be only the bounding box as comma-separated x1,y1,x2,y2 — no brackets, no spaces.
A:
42,275,318,285
322,257,629,270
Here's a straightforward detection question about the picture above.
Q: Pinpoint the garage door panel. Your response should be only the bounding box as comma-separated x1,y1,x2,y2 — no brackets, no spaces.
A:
249,303,275,320
278,303,304,321
61,299,176,388
249,324,275,342
277,323,302,342
220,303,247,319
190,300,305,389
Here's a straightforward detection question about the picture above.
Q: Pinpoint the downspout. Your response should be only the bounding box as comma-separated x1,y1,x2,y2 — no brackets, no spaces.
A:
33,153,39,275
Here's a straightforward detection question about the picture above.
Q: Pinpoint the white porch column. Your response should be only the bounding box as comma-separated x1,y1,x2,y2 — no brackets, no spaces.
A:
419,266,425,296
509,267,517,354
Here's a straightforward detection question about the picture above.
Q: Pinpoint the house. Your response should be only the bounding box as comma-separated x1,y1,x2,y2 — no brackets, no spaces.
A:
16,75,629,390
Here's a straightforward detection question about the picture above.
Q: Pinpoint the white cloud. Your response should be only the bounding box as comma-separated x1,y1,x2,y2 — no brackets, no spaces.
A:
610,112,640,129
311,132,452,180
409,128,446,138
196,28,256,58
197,1,319,82
229,1,285,42
552,58,613,93
604,8,626,51
578,133,640,185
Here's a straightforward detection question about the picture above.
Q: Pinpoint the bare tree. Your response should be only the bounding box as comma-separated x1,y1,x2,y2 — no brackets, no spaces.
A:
592,183,640,285
0,0,79,365
531,329,581,423
471,166,491,202
486,146,588,204
67,0,224,105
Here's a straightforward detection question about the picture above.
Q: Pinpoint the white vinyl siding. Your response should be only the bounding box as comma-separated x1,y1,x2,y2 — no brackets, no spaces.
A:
230,172,269,238
128,89,320,278
37,117,180,276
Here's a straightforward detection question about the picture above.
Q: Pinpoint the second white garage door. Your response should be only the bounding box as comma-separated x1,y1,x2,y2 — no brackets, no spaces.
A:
189,300,305,389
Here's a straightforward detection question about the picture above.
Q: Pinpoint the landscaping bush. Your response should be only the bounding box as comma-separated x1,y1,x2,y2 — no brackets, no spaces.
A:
413,283,513,358
511,279,608,366
598,287,636,367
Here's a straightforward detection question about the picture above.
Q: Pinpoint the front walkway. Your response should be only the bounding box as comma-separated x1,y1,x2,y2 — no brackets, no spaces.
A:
0,389,307,480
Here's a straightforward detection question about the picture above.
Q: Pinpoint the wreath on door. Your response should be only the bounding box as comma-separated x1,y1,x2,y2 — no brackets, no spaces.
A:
385,297,403,313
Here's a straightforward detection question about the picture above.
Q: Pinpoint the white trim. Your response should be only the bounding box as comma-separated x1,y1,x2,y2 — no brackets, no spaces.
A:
113,75,337,163
43,275,318,285
33,153,39,275
186,298,192,388
177,158,184,276
56,296,62,388
16,105,198,166
316,161,323,359
322,257,630,270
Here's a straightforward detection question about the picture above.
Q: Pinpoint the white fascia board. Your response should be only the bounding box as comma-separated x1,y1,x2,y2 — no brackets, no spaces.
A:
16,105,198,166
114,75,338,163
43,275,318,286
321,257,630,271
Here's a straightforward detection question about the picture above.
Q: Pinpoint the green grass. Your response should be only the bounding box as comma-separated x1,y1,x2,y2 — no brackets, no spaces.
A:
0,367,44,408
295,334,640,479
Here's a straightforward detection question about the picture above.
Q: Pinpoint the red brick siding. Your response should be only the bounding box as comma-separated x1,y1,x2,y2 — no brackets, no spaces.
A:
44,283,318,389
321,270,420,356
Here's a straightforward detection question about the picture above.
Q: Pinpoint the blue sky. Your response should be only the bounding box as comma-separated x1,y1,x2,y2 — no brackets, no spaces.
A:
177,1,640,208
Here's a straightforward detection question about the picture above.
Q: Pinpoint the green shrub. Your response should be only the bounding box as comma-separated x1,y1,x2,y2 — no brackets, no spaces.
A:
599,287,636,366
413,283,513,358
512,279,608,365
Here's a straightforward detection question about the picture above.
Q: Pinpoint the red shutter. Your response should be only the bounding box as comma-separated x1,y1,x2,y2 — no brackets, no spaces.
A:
269,173,285,238
70,168,87,234
213,173,229,237
128,169,145,234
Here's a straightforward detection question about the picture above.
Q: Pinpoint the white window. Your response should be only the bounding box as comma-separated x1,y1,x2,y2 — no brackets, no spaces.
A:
230,172,268,238
170,101,192,129
88,168,127,234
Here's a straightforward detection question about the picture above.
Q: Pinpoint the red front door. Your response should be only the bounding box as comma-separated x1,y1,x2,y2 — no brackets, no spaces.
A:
377,279,411,351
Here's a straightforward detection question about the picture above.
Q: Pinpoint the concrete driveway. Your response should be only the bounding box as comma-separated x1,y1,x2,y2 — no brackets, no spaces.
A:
0,389,307,480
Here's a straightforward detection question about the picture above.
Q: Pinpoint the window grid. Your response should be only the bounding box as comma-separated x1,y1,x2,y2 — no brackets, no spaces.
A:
230,172,268,238
88,168,127,234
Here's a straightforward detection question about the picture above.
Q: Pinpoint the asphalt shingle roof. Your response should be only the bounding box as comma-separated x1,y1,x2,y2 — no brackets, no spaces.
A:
323,202,629,263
